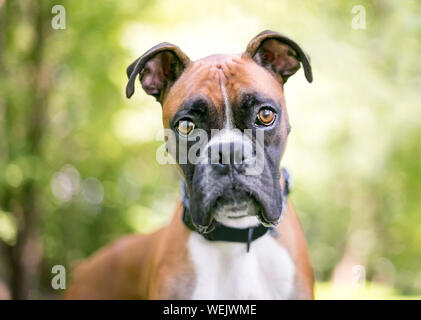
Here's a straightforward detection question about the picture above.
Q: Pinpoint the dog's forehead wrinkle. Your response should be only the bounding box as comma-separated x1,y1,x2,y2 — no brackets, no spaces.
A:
195,56,239,130
219,79,233,130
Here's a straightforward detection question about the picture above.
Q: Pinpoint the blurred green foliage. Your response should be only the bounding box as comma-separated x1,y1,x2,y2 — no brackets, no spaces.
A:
0,0,420,299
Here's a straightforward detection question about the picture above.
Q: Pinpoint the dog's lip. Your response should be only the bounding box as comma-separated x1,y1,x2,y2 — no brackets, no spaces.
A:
256,209,275,227
216,202,249,213
252,196,281,227
192,218,216,234
214,200,251,219
226,214,249,219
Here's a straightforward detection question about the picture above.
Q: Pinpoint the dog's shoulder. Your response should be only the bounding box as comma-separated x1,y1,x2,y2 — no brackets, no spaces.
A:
64,229,165,299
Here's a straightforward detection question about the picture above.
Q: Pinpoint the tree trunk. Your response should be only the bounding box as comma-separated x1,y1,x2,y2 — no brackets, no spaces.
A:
1,0,52,299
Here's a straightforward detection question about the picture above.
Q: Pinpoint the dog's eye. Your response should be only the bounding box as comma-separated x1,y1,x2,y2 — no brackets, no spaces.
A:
256,108,275,126
177,119,195,136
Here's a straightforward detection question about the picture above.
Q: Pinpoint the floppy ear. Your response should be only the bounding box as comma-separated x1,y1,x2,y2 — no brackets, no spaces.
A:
245,30,313,85
126,42,190,104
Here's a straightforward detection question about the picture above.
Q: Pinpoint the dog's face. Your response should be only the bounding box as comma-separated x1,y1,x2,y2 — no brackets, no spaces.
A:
126,31,312,233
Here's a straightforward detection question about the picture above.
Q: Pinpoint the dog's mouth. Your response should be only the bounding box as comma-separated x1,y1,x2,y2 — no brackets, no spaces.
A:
192,190,277,233
214,199,252,219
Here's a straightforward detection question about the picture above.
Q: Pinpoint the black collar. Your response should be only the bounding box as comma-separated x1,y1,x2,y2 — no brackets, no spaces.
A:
181,168,292,252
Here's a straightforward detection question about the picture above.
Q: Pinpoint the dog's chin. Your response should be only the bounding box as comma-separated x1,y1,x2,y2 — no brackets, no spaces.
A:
213,200,261,229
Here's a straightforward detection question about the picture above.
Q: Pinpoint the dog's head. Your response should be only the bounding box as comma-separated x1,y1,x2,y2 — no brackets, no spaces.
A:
126,30,312,233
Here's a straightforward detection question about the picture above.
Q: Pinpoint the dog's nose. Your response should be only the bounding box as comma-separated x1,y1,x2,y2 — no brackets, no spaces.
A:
210,141,246,174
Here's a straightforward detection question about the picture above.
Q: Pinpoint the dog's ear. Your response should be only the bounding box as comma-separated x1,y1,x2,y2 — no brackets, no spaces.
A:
245,30,312,85
126,42,190,104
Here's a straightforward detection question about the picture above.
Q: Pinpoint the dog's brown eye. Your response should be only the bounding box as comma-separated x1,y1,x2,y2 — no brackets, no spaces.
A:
177,119,195,136
257,108,275,126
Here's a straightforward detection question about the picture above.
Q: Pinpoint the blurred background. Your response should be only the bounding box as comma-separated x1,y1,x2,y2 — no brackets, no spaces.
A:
0,0,420,299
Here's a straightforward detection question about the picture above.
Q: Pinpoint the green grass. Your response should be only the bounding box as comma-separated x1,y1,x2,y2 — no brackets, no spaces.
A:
315,282,421,300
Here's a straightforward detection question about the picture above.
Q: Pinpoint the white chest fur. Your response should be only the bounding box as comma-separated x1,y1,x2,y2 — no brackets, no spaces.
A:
187,232,295,299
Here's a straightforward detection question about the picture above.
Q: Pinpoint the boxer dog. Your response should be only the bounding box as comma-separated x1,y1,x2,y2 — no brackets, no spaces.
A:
65,30,313,299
